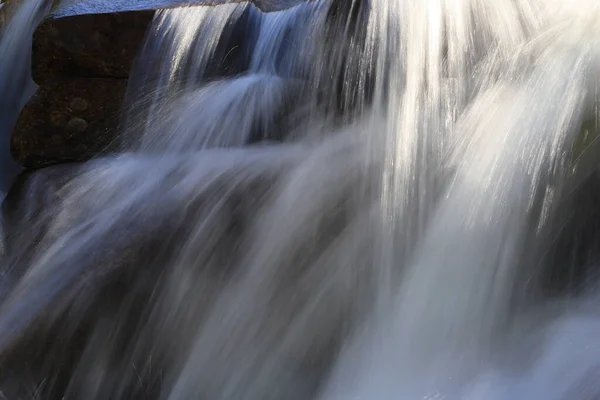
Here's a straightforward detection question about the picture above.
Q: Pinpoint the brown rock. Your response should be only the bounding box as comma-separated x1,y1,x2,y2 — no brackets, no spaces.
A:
12,1,311,168
12,78,127,168
69,97,89,111
11,8,152,168
32,11,154,82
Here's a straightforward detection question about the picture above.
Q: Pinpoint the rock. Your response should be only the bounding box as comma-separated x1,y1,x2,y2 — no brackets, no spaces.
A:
51,0,307,17
320,0,373,118
31,11,154,82
12,78,127,167
12,0,311,167
11,8,151,167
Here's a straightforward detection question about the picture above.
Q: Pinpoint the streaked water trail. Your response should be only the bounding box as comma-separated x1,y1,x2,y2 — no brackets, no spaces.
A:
0,0,50,196
1,0,600,399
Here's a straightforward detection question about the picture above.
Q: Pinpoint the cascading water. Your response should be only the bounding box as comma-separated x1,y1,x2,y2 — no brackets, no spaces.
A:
0,0,50,197
1,0,600,399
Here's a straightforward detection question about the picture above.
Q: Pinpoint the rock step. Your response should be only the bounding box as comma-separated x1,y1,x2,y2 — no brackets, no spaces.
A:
11,0,359,168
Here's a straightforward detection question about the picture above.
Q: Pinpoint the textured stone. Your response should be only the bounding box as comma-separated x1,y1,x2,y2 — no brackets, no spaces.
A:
51,0,306,17
11,7,151,167
32,11,154,82
11,0,313,167
12,78,127,167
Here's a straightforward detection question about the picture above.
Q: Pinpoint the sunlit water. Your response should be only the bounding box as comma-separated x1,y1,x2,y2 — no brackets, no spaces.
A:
0,0,600,399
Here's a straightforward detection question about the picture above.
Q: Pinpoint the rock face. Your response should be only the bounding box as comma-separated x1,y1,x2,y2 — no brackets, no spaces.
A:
52,0,306,16
11,0,310,168
11,10,153,168
32,10,153,80
13,78,128,166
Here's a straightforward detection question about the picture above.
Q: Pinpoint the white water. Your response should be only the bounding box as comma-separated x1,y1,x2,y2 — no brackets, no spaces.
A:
0,0,600,399
0,0,49,196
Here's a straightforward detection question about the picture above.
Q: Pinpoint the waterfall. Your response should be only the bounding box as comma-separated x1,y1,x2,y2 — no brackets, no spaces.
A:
0,0,50,197
1,0,600,399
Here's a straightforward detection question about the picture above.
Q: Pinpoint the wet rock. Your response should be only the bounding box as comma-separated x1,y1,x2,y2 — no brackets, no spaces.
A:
11,6,151,167
2,164,78,272
0,158,288,399
538,170,600,297
33,0,310,84
66,116,88,132
12,78,127,168
12,1,311,167
203,3,260,80
32,11,154,81
69,97,89,111
321,0,373,119
52,0,308,17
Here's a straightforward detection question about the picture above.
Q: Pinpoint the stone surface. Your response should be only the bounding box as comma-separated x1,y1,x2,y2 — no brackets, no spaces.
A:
12,8,151,167
52,0,306,17
32,11,154,82
11,0,320,167
12,78,127,167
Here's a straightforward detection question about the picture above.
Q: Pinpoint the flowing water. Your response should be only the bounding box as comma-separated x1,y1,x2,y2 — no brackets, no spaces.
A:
1,0,600,399
0,0,50,196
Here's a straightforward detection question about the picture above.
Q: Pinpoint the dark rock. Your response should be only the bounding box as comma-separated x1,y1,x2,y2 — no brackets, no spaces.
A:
66,116,88,132
13,0,312,167
36,0,310,82
202,4,260,80
0,159,286,399
2,164,78,273
538,171,600,296
32,11,154,82
69,97,89,111
12,78,127,167
10,8,153,167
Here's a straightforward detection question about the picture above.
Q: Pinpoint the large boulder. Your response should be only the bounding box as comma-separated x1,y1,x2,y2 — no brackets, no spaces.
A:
11,0,310,168
52,0,307,16
11,9,153,168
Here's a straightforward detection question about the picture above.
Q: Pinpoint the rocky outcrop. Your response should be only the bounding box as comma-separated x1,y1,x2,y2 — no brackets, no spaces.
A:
11,0,311,168
13,78,129,166
11,9,153,167
52,0,306,16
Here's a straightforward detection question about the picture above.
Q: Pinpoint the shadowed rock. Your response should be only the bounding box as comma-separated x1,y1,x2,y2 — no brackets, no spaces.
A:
12,78,127,167
0,136,375,399
10,8,152,168
11,0,314,168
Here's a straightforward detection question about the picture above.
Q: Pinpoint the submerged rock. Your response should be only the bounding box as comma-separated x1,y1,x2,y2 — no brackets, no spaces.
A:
0,136,375,399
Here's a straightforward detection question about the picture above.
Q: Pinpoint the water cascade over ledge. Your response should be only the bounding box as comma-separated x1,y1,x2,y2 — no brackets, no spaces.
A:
1,0,600,399
0,0,50,196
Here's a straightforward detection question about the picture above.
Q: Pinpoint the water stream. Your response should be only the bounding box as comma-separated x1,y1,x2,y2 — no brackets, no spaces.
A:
0,0,50,197
0,0,600,399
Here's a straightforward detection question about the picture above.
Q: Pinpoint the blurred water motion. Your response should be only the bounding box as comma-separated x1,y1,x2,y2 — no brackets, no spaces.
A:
0,0,600,399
